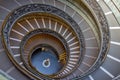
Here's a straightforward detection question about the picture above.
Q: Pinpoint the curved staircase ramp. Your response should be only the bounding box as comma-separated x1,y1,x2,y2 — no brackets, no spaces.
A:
0,0,119,80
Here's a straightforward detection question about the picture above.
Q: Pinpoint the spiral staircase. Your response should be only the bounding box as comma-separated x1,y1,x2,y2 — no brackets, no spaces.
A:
0,0,120,80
